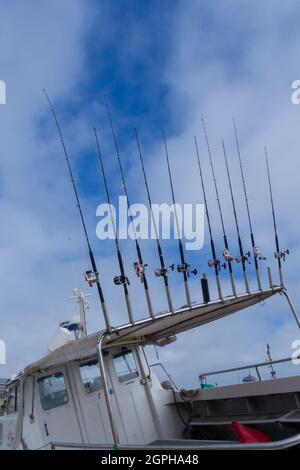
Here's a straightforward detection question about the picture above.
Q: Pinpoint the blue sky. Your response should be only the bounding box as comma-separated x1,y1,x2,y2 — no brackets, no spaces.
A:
1,0,300,386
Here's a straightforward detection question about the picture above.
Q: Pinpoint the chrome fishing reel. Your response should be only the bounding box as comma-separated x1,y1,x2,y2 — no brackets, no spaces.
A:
235,251,251,264
222,248,233,262
253,246,266,261
154,264,175,278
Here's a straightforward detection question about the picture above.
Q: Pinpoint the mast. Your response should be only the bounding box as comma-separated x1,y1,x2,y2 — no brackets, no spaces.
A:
43,89,111,332
222,139,251,294
234,119,263,291
70,288,90,337
163,132,192,309
135,129,174,313
201,117,237,297
105,103,154,319
265,147,288,287
94,128,134,324
194,137,224,300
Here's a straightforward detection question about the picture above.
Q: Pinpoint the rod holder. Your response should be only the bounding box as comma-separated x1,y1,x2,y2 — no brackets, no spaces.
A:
267,266,273,290
201,274,210,303
229,271,237,297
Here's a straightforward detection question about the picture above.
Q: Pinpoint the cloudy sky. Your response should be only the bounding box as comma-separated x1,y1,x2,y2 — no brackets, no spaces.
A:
1,0,300,387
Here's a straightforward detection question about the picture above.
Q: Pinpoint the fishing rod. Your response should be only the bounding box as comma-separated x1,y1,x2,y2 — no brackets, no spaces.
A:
200,118,237,297
265,147,289,287
194,136,224,300
135,129,174,313
43,89,111,332
94,128,134,324
222,139,251,294
234,119,265,292
105,103,154,319
163,132,195,310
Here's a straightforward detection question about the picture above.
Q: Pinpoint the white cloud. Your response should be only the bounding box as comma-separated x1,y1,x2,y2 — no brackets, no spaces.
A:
0,0,103,376
1,0,300,393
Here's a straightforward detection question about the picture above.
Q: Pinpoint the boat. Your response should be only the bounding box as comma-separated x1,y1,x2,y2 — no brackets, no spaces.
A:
0,99,299,450
0,283,300,450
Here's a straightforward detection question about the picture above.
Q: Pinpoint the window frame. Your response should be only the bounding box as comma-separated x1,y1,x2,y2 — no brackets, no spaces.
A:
79,359,103,395
6,384,19,415
113,349,139,384
37,372,69,412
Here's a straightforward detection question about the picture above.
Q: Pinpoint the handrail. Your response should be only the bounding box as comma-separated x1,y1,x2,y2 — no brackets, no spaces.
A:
199,356,298,385
51,431,300,450
96,332,119,448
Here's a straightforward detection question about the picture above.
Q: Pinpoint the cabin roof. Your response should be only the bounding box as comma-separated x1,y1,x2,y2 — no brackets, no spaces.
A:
23,331,101,375
23,286,282,376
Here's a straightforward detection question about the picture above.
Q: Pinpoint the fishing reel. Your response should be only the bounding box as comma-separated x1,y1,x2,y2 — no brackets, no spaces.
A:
177,263,198,277
275,249,289,262
208,259,226,272
84,270,98,287
235,252,251,264
114,274,130,286
253,246,266,261
133,262,148,283
222,248,233,262
154,264,175,278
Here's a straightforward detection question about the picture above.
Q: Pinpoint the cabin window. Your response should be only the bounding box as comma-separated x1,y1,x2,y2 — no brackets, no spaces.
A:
113,350,139,383
38,373,69,411
80,360,103,394
6,385,19,415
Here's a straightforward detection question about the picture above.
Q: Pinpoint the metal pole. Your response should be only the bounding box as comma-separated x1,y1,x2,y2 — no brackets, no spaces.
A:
96,333,119,448
282,289,300,329
134,347,163,439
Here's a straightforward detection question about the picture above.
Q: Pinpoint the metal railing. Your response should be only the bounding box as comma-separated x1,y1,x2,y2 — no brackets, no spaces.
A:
199,356,299,386
51,431,300,450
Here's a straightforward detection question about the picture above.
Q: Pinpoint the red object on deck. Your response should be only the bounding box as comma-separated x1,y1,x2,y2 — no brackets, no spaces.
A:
231,421,272,443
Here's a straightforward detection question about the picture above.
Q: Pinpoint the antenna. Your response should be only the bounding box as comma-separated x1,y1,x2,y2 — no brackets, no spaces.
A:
266,343,277,379
105,104,154,320
94,128,134,324
265,147,288,287
43,89,111,332
194,136,224,300
163,132,194,309
200,118,237,298
135,129,174,313
234,119,264,291
222,139,251,294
